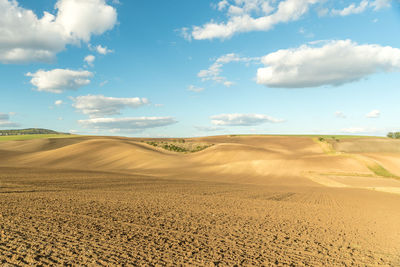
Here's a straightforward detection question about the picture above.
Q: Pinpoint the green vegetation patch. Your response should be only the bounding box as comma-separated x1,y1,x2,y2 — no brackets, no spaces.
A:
367,163,398,179
145,139,213,153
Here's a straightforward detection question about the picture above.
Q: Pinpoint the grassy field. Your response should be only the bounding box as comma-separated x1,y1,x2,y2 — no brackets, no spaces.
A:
0,134,77,141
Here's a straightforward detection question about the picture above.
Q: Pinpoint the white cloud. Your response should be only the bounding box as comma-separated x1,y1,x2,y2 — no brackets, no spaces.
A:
335,111,346,118
332,0,369,16
78,117,177,132
55,0,117,42
0,0,117,64
298,27,315,38
370,0,391,10
189,0,320,40
217,0,229,11
179,27,192,42
257,40,400,88
54,100,63,106
198,53,259,87
210,113,284,126
84,54,95,67
95,45,113,55
366,109,381,118
331,0,391,16
187,85,204,92
72,95,149,118
27,69,93,93
189,0,392,40
0,113,19,128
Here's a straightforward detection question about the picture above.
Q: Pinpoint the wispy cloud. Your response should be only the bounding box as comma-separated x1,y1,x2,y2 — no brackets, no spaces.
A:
210,113,284,126
187,85,204,92
0,113,19,128
72,95,149,118
78,117,177,132
366,109,381,118
198,53,259,87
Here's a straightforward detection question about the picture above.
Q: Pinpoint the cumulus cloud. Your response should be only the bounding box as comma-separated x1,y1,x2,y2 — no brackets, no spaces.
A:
187,85,204,92
0,113,19,128
210,113,284,126
78,117,177,132
335,111,346,118
198,53,259,87
54,100,63,106
72,95,149,117
366,109,381,118
0,0,117,64
27,69,93,93
257,40,400,88
189,0,320,40
84,55,95,67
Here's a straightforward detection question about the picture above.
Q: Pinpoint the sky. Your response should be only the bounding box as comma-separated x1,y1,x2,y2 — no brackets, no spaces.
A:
0,0,399,137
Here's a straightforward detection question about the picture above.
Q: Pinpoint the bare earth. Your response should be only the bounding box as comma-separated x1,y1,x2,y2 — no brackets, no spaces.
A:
0,135,400,266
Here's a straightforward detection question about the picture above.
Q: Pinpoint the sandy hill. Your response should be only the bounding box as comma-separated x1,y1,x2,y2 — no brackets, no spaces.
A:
1,135,399,192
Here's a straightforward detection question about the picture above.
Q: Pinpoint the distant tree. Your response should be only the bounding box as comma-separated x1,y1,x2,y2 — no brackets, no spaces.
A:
387,132,400,139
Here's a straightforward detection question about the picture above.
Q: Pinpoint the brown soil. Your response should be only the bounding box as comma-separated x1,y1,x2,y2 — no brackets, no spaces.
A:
0,135,400,266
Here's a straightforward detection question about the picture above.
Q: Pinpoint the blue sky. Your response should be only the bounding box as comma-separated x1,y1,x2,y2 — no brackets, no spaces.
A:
0,0,399,137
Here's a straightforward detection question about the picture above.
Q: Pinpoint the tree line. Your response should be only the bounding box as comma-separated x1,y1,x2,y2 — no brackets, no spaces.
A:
387,132,400,139
0,128,66,136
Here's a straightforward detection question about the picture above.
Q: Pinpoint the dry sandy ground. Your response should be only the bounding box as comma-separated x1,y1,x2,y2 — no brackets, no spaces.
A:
0,135,400,266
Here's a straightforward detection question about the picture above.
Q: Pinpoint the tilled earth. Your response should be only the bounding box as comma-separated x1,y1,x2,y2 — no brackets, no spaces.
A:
1,167,399,266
